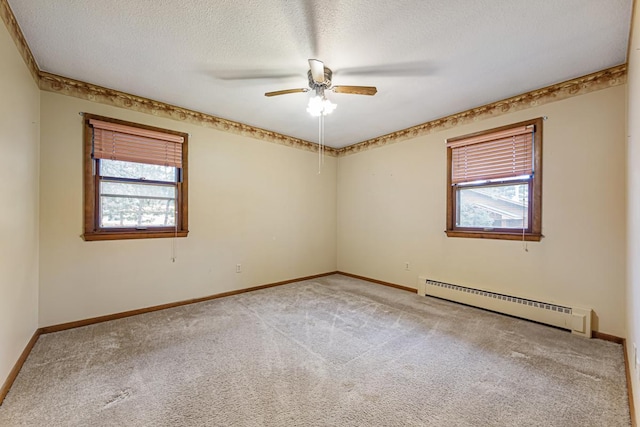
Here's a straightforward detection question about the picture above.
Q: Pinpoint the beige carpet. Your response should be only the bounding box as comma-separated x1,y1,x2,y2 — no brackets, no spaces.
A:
0,274,631,426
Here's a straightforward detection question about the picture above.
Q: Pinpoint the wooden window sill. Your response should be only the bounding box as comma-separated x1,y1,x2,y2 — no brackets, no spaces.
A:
83,230,189,241
445,230,542,241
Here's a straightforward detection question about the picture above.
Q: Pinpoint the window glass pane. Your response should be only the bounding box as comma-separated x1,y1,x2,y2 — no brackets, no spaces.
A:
101,181,175,198
100,182,176,228
457,183,528,229
100,159,176,182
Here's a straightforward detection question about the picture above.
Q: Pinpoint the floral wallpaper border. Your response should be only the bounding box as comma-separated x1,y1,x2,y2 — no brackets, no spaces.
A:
336,64,627,156
0,0,39,83
1,0,628,157
39,72,332,155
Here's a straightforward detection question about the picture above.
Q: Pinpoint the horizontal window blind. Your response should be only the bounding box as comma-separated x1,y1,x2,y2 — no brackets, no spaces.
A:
90,119,184,168
447,125,534,184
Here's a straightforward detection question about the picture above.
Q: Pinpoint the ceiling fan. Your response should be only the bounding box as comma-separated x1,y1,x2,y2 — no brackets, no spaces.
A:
265,59,377,99
264,59,377,170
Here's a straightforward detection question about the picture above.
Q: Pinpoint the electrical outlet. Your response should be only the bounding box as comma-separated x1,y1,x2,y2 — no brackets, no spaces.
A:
405,262,410,271
236,264,242,273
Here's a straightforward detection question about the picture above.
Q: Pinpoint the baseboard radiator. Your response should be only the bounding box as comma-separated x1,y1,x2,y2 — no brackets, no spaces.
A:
416,277,592,338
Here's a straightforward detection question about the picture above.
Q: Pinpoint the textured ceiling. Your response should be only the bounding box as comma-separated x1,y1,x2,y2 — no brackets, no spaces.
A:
8,0,633,148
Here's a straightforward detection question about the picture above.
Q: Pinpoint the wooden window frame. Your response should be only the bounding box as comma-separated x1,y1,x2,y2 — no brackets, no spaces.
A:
82,113,189,241
445,117,543,241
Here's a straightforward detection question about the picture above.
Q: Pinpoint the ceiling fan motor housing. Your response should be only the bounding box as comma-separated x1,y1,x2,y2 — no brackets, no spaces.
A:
265,60,376,98
308,67,333,90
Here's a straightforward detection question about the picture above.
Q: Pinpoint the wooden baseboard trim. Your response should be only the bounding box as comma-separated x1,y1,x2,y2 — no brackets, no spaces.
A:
40,271,338,334
592,332,635,426
592,331,625,344
0,330,41,406
336,271,416,293
6,273,635,427
338,277,636,425
2,272,337,406
624,338,638,427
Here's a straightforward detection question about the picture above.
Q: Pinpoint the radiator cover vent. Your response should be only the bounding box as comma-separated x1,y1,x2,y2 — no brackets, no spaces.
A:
418,277,592,338
426,280,571,314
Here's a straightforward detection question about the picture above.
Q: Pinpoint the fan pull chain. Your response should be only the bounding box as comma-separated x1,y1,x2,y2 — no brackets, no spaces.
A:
318,113,326,174
321,114,325,165
318,114,322,173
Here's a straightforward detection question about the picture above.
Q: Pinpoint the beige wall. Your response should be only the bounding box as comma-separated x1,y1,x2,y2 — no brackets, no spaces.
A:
38,92,337,326
337,85,627,336
627,0,640,415
1,9,632,406
0,24,40,386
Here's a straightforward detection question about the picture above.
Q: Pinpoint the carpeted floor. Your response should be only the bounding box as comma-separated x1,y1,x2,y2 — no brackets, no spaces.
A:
0,274,631,426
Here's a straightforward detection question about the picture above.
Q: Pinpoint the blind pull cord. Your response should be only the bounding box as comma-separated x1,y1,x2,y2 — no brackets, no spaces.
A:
522,129,534,253
172,230,177,262
172,180,178,262
172,207,177,262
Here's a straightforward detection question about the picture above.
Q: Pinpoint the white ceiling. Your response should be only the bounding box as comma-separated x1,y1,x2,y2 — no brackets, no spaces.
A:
8,0,633,148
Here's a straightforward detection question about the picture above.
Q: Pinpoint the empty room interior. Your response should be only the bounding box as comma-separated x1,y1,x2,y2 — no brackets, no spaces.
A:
1,0,640,425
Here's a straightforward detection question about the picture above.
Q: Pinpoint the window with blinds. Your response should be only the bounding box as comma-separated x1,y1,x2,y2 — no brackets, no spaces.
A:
445,117,543,241
82,114,189,241
90,119,184,168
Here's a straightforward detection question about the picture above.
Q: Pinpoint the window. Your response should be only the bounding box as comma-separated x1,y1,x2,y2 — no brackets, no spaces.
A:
82,114,188,241
445,117,542,241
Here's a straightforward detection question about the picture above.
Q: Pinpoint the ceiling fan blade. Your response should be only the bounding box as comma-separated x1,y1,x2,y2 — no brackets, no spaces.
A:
212,70,302,81
264,88,309,97
335,61,434,77
308,59,325,83
332,85,378,96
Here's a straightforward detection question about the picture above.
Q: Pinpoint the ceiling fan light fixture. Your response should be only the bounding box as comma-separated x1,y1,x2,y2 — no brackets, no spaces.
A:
306,96,337,117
